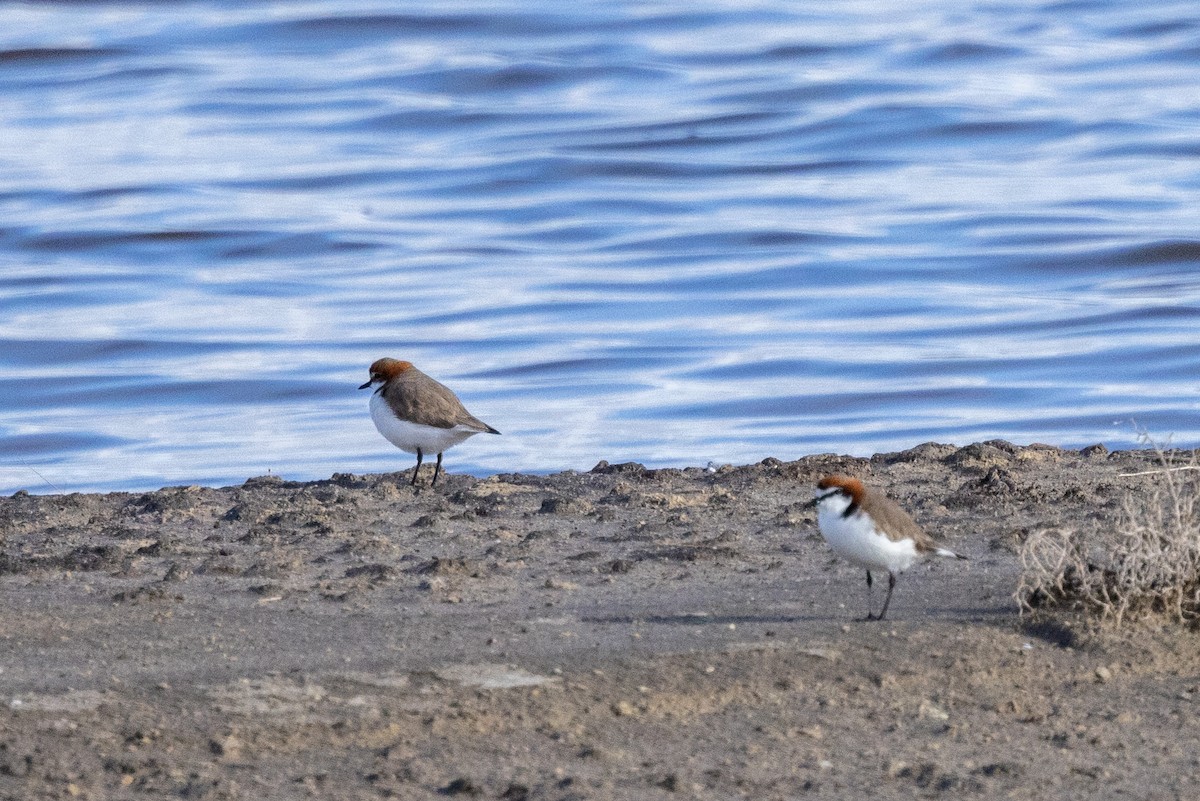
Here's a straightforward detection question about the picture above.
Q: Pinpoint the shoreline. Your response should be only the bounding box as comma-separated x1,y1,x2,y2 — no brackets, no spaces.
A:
3,437,1131,499
2,441,1197,799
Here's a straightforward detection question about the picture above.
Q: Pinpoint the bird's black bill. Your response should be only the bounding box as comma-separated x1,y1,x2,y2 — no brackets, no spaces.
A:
358,380,372,390
807,489,839,508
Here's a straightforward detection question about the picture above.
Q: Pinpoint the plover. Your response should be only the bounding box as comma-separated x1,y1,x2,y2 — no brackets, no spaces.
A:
359,358,500,487
810,475,966,621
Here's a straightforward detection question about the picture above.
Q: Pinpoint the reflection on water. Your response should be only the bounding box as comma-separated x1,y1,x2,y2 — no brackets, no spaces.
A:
2,1,1200,493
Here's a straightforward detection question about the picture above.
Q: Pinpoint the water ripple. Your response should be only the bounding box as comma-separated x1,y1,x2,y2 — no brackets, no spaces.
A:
2,1,1200,493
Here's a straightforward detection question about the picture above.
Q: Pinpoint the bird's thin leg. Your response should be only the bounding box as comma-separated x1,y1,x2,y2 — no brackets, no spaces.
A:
876,572,897,621
864,570,876,621
432,452,444,487
411,448,423,486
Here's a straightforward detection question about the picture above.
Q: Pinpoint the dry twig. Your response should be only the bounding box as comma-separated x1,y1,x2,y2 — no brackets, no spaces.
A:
1018,439,1200,625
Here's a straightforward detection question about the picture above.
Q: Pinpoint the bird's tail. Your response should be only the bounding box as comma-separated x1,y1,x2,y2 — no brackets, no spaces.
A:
935,547,968,560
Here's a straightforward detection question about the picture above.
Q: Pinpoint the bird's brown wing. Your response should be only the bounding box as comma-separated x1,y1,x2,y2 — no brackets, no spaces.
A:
861,488,939,551
385,369,496,432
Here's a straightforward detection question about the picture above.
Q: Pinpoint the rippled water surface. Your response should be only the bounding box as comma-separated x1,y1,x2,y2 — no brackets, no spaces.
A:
3,1,1200,493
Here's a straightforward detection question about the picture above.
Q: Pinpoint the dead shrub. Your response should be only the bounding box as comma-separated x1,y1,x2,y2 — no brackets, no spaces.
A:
1017,446,1200,626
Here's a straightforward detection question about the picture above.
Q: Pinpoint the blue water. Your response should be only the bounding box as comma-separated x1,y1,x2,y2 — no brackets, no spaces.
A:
3,1,1200,494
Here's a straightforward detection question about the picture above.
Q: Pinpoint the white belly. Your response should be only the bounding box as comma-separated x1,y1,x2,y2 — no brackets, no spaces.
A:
817,506,919,574
370,392,481,455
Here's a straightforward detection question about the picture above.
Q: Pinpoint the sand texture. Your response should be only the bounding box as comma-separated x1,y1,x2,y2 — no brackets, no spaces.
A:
1,442,1198,800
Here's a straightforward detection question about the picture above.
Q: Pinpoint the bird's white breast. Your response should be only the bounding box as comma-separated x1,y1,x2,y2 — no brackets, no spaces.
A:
816,494,919,574
369,391,480,454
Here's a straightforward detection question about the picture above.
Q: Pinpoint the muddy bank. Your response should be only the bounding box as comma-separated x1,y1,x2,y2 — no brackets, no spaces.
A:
1,442,1198,800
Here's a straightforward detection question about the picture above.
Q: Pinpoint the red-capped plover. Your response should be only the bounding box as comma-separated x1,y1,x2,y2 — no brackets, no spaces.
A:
359,358,500,487
810,475,966,621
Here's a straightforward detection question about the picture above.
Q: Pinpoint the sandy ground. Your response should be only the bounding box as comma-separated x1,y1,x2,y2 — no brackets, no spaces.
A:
2,441,1199,800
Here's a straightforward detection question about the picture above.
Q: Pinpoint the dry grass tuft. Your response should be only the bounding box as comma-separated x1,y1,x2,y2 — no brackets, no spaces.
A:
1018,443,1200,626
